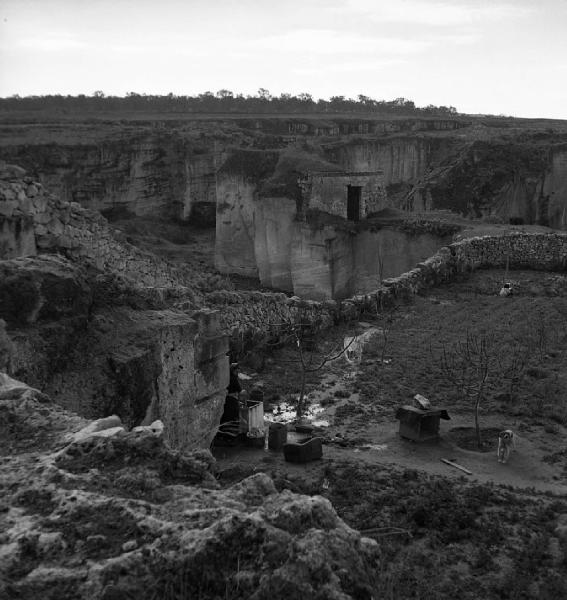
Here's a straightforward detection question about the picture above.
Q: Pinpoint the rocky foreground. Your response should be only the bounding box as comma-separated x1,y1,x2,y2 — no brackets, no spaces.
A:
0,374,380,600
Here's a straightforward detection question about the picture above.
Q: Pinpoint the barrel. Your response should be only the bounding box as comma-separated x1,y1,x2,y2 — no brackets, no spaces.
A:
268,422,288,451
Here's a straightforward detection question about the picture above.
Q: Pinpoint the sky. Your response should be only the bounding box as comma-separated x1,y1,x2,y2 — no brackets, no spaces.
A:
0,0,566,118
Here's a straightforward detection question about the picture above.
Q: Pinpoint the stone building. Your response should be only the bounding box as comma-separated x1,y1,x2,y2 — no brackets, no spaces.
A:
298,170,385,221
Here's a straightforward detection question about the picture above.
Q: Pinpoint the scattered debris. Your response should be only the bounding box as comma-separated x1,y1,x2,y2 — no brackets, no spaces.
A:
499,282,513,297
413,394,431,410
441,458,472,475
360,526,412,539
359,443,388,452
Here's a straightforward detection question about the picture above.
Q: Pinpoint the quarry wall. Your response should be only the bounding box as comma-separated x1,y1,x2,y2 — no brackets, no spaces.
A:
3,125,567,229
254,196,296,290
0,135,224,223
215,173,258,277
2,257,229,451
0,170,190,289
1,168,229,450
3,162,567,448
215,179,450,300
325,138,431,187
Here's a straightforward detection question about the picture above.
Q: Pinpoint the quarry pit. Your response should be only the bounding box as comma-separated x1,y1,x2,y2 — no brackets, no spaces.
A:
2,112,567,600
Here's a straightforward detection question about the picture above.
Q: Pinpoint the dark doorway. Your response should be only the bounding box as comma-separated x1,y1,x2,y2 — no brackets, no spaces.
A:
347,186,361,222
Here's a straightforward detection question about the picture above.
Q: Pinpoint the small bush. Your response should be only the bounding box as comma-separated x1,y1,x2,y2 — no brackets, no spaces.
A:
526,366,549,379
320,396,336,406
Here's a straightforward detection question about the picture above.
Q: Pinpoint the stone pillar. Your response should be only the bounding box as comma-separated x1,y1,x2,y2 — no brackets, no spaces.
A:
191,309,229,448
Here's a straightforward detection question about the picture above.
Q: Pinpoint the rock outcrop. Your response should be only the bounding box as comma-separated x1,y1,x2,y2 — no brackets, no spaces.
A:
0,168,230,450
4,281,228,450
0,381,380,600
0,167,194,290
0,132,226,223
0,254,92,326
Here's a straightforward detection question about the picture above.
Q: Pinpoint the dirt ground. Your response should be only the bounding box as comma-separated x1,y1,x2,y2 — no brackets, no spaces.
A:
215,268,567,494
214,375,567,496
211,268,567,598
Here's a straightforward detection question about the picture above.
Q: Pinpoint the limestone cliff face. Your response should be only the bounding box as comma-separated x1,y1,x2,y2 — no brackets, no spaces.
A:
0,133,225,223
544,150,567,227
406,142,567,227
215,173,258,277
215,182,447,300
326,137,432,186
254,196,296,290
0,168,196,289
1,255,229,450
290,224,349,301
288,223,448,300
3,119,567,231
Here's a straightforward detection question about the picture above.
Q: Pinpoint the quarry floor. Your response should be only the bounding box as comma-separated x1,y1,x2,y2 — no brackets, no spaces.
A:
208,266,567,597
213,267,567,499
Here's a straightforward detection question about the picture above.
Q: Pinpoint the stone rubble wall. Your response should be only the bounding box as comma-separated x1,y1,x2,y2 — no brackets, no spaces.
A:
341,232,567,314
204,290,337,357
207,232,567,358
0,169,187,289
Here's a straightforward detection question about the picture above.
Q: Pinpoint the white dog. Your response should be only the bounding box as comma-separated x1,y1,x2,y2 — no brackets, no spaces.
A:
343,329,382,365
343,336,363,364
497,429,516,464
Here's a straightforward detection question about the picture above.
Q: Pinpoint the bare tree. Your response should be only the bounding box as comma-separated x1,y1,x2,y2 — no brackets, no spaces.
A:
497,339,532,400
440,331,497,448
530,312,549,361
265,314,358,420
287,322,357,419
376,304,399,365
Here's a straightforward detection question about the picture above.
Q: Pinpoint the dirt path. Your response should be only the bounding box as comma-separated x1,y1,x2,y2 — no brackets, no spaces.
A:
214,412,567,497
216,347,567,497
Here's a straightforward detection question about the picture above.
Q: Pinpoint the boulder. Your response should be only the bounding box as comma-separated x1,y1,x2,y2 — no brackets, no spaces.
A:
131,419,164,436
0,372,50,403
0,319,14,371
0,255,92,326
0,377,381,600
0,162,27,179
67,415,123,442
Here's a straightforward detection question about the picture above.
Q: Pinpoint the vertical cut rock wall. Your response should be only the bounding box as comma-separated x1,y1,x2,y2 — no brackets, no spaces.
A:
215,174,258,277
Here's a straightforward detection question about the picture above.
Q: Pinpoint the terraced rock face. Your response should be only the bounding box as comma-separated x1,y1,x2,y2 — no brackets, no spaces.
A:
1,117,567,230
0,380,380,600
0,168,229,450
0,132,226,223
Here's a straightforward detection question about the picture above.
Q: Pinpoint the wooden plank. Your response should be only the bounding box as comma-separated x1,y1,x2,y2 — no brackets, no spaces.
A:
440,458,472,475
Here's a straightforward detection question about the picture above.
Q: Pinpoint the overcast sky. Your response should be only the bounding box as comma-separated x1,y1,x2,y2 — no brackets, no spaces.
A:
0,0,566,118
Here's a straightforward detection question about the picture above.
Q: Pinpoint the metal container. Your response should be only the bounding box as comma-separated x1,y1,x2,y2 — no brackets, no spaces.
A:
268,422,288,451
239,401,265,434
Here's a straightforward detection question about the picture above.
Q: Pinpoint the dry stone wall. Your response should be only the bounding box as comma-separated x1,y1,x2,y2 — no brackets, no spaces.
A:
0,166,189,289
208,232,567,359
204,290,337,359
344,232,567,314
